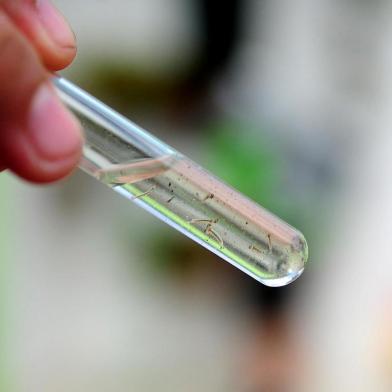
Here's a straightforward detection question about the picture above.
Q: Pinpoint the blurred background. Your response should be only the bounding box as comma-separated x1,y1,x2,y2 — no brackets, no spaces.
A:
2,0,392,390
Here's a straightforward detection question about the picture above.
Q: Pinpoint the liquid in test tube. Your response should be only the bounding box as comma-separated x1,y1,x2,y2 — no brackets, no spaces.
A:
54,77,308,287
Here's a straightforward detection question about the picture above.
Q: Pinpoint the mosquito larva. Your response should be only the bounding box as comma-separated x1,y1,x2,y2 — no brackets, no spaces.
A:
189,218,215,224
267,233,272,253
202,193,214,201
250,245,262,253
206,227,224,248
132,186,155,200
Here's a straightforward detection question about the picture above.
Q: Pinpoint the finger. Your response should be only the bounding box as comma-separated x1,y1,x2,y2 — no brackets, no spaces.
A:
0,0,76,70
0,11,82,183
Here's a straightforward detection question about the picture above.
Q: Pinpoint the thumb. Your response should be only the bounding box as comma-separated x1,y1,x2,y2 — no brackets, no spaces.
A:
0,11,82,183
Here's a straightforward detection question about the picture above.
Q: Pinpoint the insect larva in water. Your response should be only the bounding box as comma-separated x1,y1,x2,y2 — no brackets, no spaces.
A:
132,186,155,200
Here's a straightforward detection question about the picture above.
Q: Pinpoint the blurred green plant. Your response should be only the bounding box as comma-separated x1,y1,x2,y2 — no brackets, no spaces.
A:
202,119,317,230
202,120,283,211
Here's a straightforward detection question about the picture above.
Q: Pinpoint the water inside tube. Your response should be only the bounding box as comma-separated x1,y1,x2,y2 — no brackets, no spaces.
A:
54,76,308,287
92,153,308,287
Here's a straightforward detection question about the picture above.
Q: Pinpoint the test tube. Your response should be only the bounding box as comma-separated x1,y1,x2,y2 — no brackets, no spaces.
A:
54,76,308,287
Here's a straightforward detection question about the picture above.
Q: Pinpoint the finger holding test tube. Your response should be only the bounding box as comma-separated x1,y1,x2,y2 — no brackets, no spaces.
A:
54,76,308,287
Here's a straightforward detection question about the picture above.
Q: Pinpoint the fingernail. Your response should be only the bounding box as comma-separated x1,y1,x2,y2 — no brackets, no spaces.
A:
28,83,82,161
36,0,76,48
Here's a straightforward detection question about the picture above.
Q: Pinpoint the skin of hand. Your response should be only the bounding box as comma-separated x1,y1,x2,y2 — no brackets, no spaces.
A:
0,0,82,183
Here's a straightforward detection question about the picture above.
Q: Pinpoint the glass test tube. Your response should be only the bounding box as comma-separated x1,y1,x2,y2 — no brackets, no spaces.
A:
54,76,308,287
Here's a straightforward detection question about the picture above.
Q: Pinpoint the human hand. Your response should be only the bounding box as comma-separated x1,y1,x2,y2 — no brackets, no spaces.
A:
0,0,82,183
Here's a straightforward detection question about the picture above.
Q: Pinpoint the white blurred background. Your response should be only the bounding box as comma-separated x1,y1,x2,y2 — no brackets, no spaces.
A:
2,0,392,390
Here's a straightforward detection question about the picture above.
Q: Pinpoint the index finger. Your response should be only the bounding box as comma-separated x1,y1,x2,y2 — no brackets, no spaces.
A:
0,0,76,70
